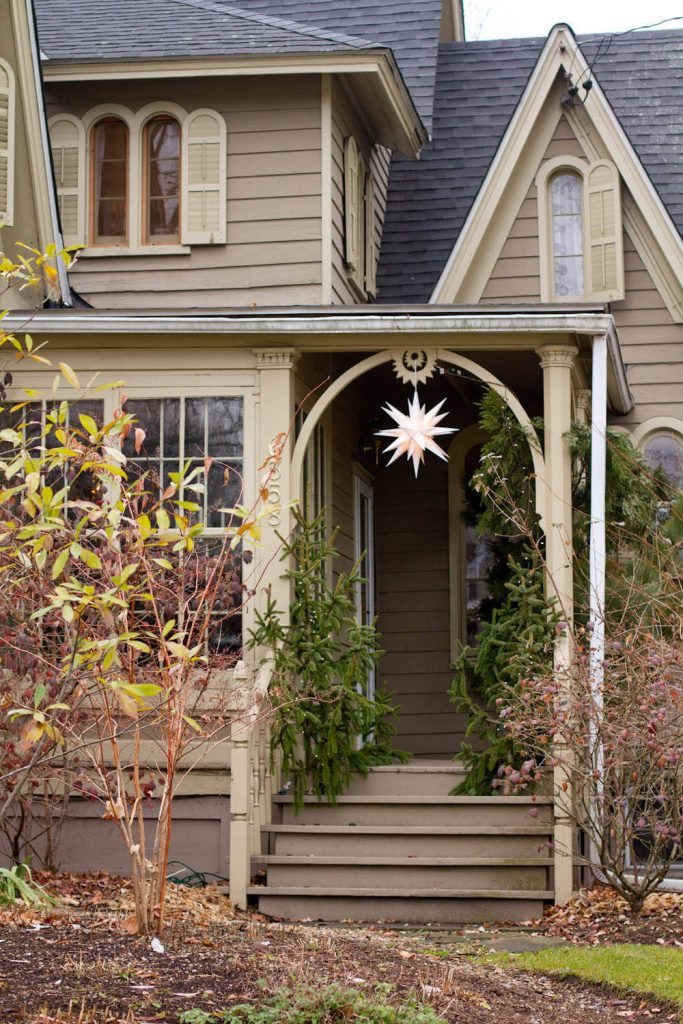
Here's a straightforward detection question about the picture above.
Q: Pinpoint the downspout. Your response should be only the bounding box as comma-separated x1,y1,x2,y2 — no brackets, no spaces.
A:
588,333,607,870
23,0,73,306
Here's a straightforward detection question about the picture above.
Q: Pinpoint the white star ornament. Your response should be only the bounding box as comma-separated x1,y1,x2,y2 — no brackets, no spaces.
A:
376,391,457,477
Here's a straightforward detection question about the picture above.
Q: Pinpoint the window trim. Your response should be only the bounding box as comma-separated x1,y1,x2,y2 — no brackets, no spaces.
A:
631,417,683,491
536,154,625,303
72,102,225,253
89,115,130,248
141,114,182,246
0,57,16,227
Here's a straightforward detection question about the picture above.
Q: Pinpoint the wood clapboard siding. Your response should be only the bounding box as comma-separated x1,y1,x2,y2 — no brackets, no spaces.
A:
481,116,584,304
45,76,323,308
374,457,466,757
612,233,683,427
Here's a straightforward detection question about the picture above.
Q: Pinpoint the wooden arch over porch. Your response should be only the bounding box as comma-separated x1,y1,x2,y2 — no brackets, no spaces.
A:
290,347,547,529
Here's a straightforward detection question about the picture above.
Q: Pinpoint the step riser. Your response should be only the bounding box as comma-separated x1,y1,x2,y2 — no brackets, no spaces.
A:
342,773,468,797
265,864,550,890
271,834,551,857
280,805,552,827
256,895,548,924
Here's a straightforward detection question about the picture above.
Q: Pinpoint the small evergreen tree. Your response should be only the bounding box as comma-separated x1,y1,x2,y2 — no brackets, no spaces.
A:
250,508,405,811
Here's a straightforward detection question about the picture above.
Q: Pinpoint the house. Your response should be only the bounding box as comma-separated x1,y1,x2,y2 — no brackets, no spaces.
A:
1,0,682,922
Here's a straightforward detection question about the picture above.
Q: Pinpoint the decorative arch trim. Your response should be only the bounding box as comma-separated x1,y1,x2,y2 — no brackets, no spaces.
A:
631,416,683,448
291,349,546,527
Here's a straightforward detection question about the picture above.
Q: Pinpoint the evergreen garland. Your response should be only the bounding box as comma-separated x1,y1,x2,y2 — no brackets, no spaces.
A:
249,508,407,812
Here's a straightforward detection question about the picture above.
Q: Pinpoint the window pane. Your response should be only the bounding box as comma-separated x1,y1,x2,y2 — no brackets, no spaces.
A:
551,172,584,297
144,117,180,242
554,255,584,297
92,119,128,244
643,435,683,490
122,398,180,495
185,397,244,526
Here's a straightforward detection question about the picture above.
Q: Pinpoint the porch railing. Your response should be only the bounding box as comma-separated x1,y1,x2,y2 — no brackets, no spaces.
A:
229,652,279,908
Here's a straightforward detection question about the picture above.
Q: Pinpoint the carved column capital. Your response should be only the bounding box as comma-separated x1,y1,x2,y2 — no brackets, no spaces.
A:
535,344,579,370
252,347,298,370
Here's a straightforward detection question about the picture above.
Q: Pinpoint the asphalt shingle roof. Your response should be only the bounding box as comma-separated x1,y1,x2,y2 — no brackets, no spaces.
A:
378,28,683,302
34,0,441,129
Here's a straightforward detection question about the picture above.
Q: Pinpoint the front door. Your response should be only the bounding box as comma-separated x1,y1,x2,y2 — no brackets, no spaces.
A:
354,472,376,703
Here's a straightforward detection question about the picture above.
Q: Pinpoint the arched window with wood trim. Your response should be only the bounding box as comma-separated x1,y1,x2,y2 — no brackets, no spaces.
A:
91,116,129,245
537,156,624,303
143,115,181,244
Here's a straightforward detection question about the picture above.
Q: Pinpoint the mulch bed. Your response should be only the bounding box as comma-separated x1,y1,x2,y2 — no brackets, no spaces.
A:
0,875,679,1023
529,885,683,947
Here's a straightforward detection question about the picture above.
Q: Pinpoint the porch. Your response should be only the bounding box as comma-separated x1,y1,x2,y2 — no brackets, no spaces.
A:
229,308,631,923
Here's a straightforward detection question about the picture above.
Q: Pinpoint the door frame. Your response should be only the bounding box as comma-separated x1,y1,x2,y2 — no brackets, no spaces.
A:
353,467,376,703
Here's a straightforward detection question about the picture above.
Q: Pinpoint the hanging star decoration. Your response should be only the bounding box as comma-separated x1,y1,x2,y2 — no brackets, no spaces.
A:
376,388,456,477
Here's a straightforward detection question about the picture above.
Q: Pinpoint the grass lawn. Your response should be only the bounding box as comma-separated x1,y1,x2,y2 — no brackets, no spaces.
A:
501,945,683,1019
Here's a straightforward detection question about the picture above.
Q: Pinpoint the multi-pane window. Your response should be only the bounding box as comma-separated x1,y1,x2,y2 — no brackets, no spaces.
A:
143,116,181,244
121,396,244,528
91,117,128,245
551,172,584,298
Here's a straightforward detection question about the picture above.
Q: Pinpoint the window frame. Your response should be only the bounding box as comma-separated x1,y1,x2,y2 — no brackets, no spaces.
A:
141,114,182,246
632,417,683,492
536,154,625,303
89,115,130,248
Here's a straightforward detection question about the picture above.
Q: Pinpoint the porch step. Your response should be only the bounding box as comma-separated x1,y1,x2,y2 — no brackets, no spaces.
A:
273,794,552,828
262,824,552,858
342,761,468,796
248,885,553,924
260,854,551,890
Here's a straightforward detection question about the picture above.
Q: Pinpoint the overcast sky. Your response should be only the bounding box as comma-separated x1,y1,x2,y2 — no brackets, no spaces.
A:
464,1,683,40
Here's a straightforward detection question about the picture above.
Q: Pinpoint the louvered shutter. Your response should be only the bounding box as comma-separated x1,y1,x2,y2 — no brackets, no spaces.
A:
585,160,624,301
181,109,226,245
0,61,15,227
343,136,359,274
49,117,85,246
364,170,377,297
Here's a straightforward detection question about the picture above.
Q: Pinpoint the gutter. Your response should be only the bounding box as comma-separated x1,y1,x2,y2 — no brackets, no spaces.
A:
24,0,73,307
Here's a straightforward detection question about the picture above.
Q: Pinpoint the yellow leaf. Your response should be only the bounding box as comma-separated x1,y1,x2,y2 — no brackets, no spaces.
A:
58,362,80,390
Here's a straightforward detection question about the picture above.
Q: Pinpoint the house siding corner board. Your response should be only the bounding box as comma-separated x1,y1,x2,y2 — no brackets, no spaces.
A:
45,76,323,308
481,115,585,304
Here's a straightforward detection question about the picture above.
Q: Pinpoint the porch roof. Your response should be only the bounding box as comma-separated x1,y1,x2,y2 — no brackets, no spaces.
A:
3,305,631,413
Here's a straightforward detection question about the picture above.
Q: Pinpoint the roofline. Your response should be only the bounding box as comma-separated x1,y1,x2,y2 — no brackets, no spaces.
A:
428,24,683,319
41,50,427,154
3,305,631,412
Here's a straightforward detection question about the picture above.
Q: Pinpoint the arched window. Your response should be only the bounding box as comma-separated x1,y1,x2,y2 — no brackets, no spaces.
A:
550,171,584,298
91,117,128,245
143,115,180,244
642,433,683,491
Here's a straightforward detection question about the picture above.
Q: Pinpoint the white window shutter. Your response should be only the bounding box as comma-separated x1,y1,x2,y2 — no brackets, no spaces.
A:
343,136,359,273
181,109,226,245
585,160,624,301
0,60,15,227
364,170,377,298
49,116,85,246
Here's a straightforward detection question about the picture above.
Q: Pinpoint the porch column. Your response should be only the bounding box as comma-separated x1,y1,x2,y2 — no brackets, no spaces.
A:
536,343,578,906
229,347,296,910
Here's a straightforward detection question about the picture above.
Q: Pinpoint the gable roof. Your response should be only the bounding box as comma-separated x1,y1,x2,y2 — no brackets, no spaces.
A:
33,0,442,129
378,27,683,303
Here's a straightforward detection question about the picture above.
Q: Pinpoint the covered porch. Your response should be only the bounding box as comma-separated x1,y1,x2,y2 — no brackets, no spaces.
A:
230,308,631,919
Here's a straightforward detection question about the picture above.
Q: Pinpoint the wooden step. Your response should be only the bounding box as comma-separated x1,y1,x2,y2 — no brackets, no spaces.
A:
248,886,553,924
262,823,551,858
342,762,468,797
274,794,553,827
261,855,551,890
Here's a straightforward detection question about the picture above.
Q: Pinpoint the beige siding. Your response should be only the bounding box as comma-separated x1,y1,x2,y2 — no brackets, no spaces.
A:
612,231,683,427
481,116,585,304
45,76,323,308
374,457,468,757
330,80,372,305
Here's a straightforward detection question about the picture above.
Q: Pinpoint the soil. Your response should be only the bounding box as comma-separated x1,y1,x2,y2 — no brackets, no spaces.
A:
0,875,679,1024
